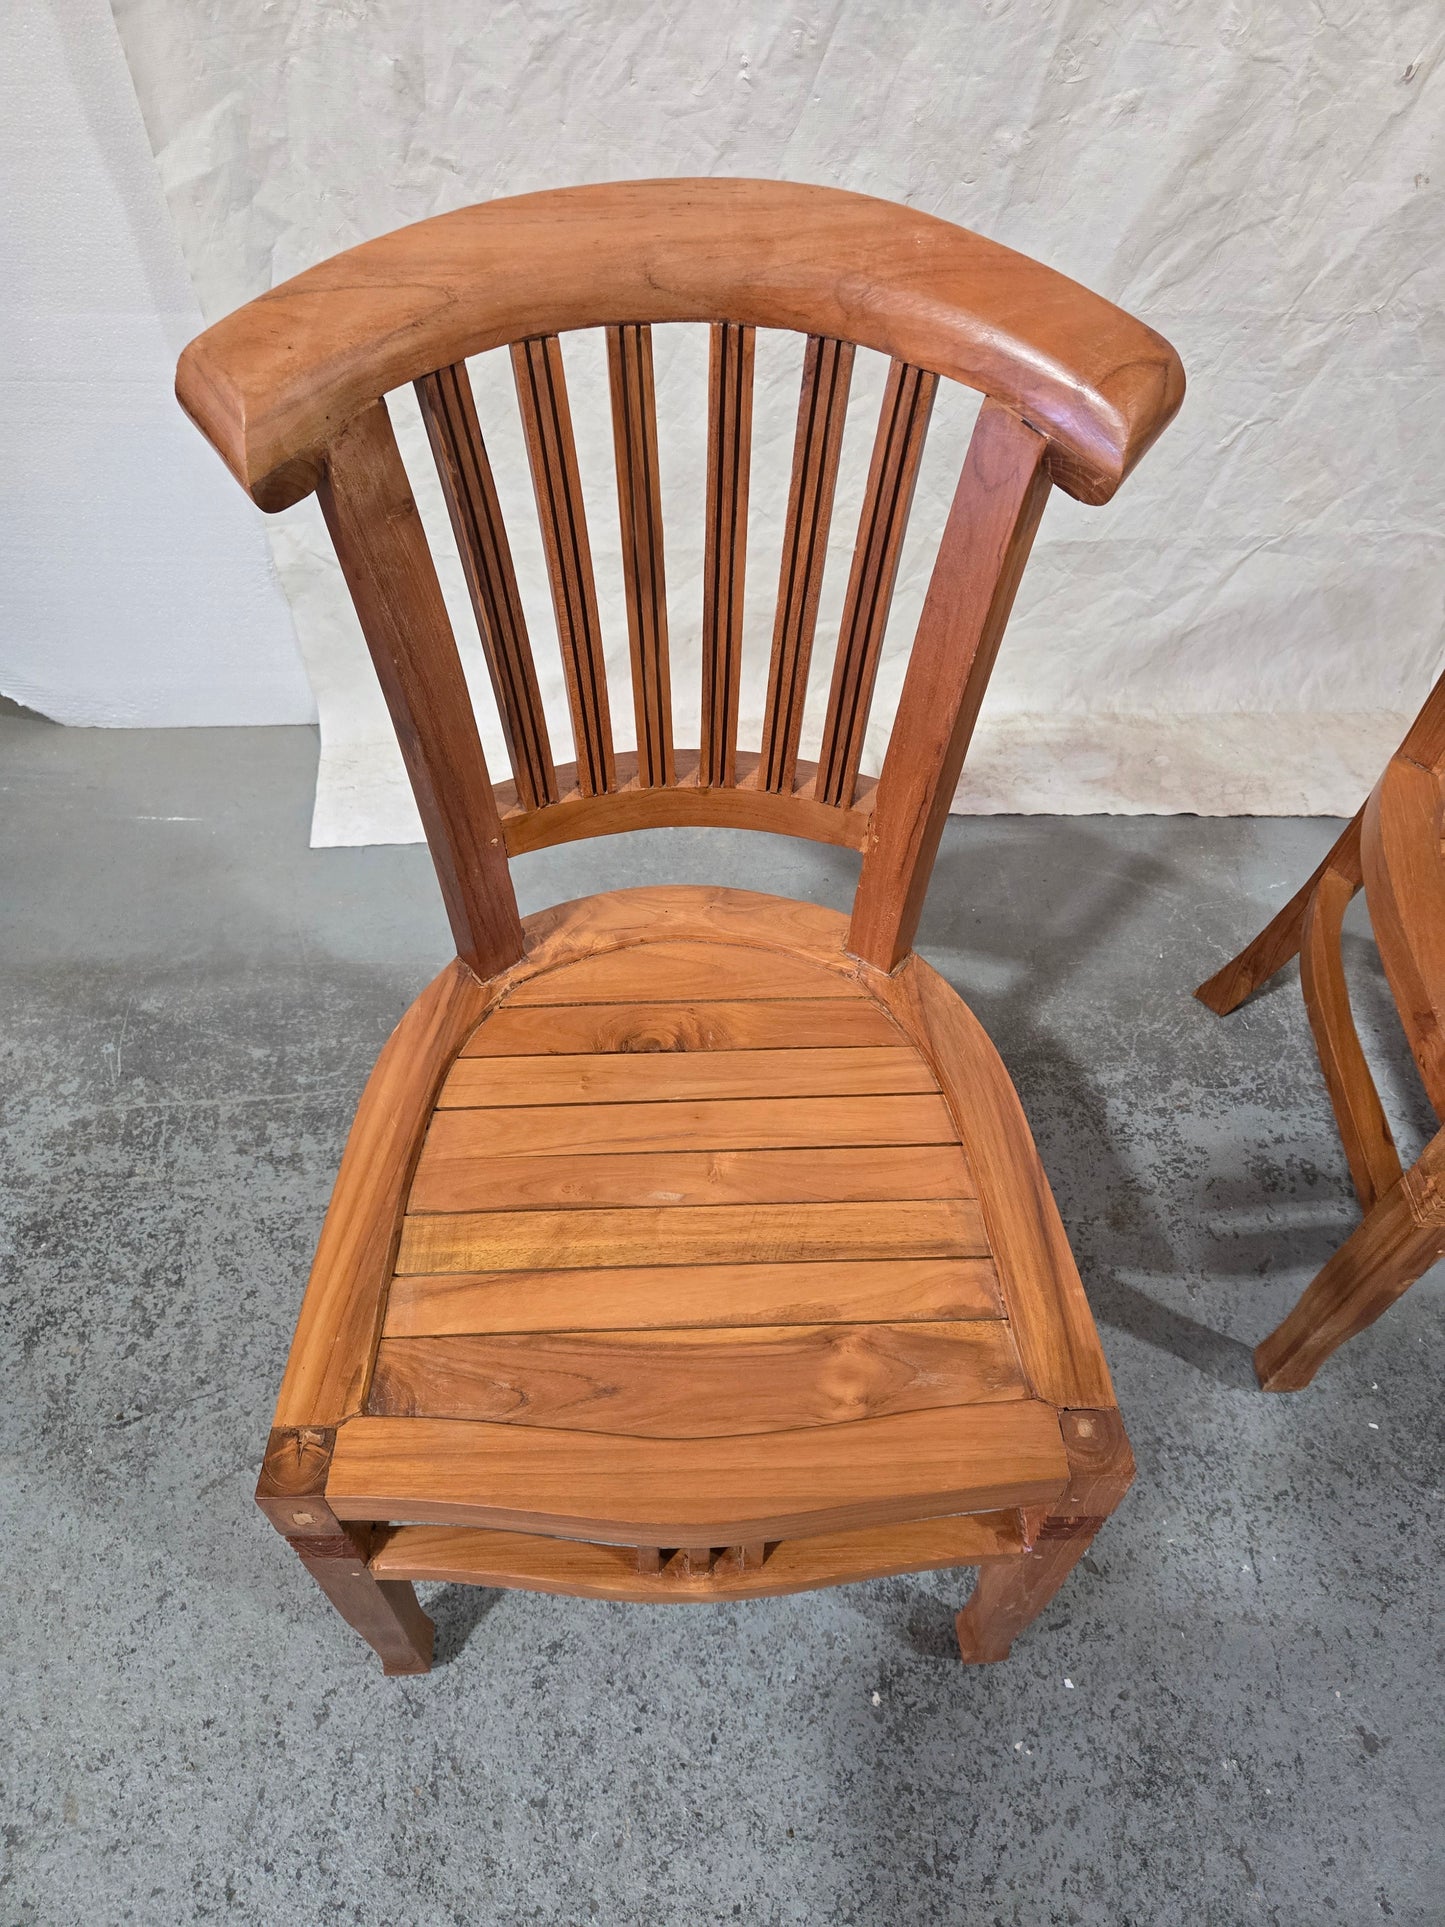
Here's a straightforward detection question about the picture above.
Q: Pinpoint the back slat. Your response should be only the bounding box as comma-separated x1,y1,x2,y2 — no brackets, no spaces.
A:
817,362,939,808
416,363,558,811
511,335,615,795
701,322,755,788
606,325,673,788
760,336,856,794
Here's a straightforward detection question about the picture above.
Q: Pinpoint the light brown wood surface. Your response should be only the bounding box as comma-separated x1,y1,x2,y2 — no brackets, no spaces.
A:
177,179,1182,514
382,1257,1004,1335
186,166,1177,1670
368,1510,1028,1602
327,1403,1070,1541
1200,664,1445,1389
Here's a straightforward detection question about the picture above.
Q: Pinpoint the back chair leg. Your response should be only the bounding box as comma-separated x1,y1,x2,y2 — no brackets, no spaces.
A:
955,1517,1102,1664
1196,810,1363,1016
1255,1155,1445,1391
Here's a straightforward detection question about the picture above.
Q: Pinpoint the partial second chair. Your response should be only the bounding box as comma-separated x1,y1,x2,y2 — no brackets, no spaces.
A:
177,178,1185,1673
1198,670,1445,1391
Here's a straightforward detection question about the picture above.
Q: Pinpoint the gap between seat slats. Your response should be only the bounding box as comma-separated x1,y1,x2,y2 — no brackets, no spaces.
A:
414,326,941,826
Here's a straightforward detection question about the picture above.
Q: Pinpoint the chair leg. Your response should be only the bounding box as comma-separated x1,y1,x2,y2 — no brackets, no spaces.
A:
1195,810,1362,1016
290,1528,435,1676
1255,1153,1445,1391
255,1424,434,1675
955,1517,1101,1664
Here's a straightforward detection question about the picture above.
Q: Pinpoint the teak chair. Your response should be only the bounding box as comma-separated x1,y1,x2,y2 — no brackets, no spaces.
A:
178,180,1184,1674
1198,669,1445,1391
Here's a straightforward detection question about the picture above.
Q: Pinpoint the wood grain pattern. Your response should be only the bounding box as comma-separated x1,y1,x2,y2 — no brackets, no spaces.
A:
761,335,855,794
412,1091,956,1161
395,1198,989,1274
850,401,1052,970
818,361,938,808
439,1045,934,1105
607,323,673,787
178,179,1184,514
504,940,858,1006
416,362,557,809
512,334,614,794
491,750,874,853
407,1142,973,1214
273,959,493,1428
459,998,901,1056
368,1510,1028,1601
326,1402,1071,1540
954,1515,1102,1663
877,952,1117,1409
317,402,524,979
700,321,753,786
382,1257,1005,1336
1300,860,1401,1210
368,1319,1028,1431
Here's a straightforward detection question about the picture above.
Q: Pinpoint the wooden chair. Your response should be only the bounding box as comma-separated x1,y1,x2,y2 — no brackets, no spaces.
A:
178,180,1184,1674
1198,671,1445,1391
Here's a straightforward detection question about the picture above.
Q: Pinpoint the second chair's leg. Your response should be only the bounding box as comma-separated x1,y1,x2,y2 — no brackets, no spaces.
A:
1254,1150,1445,1391
955,1518,1101,1664
1195,810,1362,1016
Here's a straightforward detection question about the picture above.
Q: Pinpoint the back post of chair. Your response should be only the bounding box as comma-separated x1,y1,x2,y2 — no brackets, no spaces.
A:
177,180,1184,981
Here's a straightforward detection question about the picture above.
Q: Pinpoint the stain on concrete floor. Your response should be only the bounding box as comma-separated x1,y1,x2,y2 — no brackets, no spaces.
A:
1,718,1440,1925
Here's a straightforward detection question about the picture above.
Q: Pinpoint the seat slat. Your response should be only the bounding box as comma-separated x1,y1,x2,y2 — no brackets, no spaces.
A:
440,1044,934,1105
760,335,856,794
383,1256,1004,1336
367,1319,1028,1432
607,324,673,787
700,321,754,787
367,1509,1028,1600
511,334,614,794
395,1198,988,1273
327,1403,1071,1540
461,998,901,1055
504,940,858,1005
407,1142,972,1214
818,361,939,808
416,363,558,810
415,1092,956,1162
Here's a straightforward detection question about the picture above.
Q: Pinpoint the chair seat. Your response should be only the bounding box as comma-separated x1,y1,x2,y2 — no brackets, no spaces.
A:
306,887,1117,1580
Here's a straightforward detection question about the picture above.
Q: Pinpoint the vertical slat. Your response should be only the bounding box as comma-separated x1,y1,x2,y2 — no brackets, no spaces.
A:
817,362,939,808
701,322,755,788
416,364,558,811
849,401,1052,971
511,335,615,796
607,324,673,788
317,400,524,980
759,335,856,794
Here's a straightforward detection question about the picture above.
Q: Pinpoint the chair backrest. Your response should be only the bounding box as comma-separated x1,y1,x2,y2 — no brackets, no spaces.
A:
177,179,1184,981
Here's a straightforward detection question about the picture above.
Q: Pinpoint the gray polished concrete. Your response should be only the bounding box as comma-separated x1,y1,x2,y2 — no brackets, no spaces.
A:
2,714,1440,1925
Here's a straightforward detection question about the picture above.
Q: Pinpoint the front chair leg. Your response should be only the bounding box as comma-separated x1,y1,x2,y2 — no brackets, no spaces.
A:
289,1526,435,1676
955,1517,1101,1664
256,1425,434,1676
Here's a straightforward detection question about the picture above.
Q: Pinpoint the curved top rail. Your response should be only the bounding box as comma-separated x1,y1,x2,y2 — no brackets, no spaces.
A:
176,179,1184,511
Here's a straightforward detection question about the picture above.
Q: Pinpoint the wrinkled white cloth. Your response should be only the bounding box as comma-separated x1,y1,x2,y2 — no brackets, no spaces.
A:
113,0,1445,840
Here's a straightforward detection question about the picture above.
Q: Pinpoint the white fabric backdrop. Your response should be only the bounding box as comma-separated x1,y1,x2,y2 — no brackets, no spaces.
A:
111,0,1445,840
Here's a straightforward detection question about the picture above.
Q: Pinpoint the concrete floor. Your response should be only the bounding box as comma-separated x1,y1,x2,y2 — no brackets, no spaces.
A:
1,713,1441,1926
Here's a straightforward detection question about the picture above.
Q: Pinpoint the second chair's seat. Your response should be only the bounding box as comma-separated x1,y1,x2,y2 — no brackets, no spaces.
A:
314,887,1115,1577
